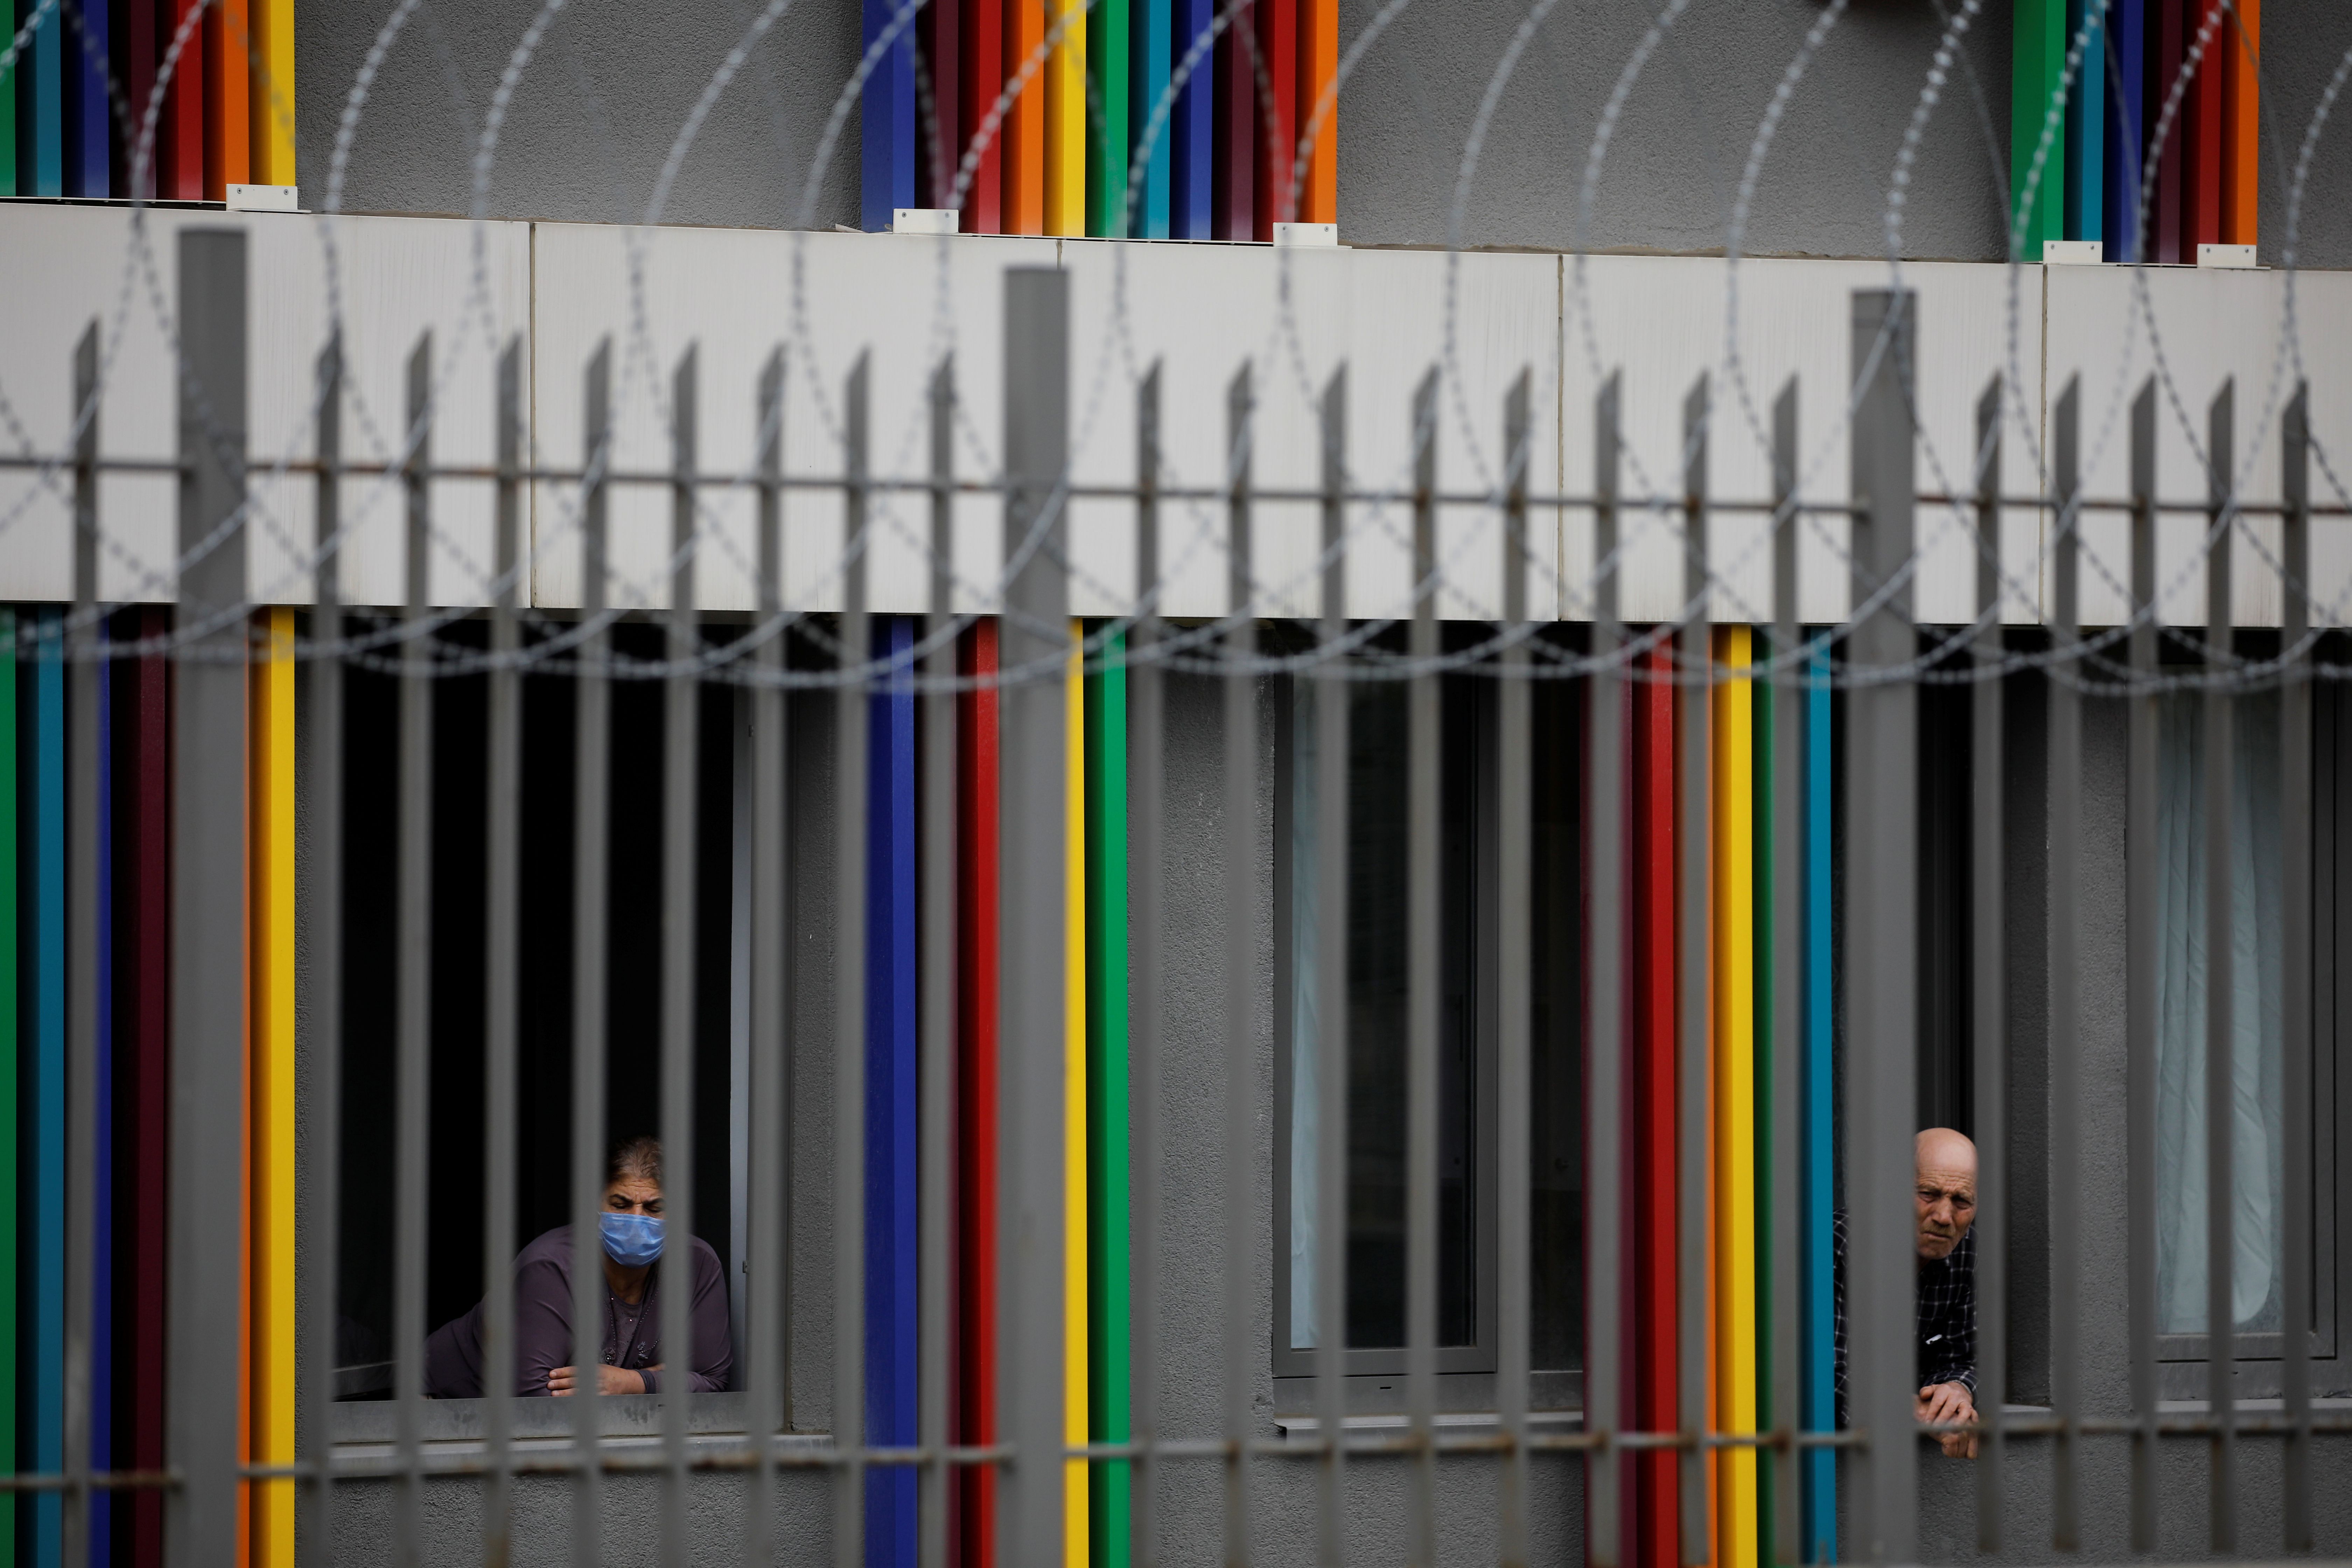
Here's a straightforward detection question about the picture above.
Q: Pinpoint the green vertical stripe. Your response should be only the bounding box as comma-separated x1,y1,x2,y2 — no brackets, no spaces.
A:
2010,0,2068,258
1086,0,1131,234
1086,629,1132,1568
0,612,15,1567
1754,672,1774,1567
1,20,16,198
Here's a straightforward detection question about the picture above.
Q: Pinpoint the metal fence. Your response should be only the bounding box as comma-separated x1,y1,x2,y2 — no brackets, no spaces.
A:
0,224,2347,1567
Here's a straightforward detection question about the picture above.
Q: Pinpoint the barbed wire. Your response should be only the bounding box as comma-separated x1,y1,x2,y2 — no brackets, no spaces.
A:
0,0,2344,703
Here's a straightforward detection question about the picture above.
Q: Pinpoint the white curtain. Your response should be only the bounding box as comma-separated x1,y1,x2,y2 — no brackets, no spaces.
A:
2154,688,2286,1335
1290,682,1322,1348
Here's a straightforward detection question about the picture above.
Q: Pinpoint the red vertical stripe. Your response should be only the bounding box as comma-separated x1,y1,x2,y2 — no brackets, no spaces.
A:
1213,6,1254,241
160,0,205,201
1252,0,1296,236
1632,644,1679,1568
2187,0,2223,251
128,608,169,1568
964,0,1005,230
957,620,1001,1568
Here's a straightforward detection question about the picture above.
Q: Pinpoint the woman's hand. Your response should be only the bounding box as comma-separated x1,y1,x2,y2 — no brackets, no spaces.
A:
548,1364,646,1396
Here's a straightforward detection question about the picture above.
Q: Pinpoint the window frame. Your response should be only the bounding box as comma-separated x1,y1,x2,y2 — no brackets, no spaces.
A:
1268,667,1501,1382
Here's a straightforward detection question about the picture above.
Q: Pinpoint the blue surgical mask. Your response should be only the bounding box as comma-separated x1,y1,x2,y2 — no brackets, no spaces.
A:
600,1211,665,1269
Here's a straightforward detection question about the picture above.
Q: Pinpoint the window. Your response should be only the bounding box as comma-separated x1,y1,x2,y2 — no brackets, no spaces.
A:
1272,635,1584,1387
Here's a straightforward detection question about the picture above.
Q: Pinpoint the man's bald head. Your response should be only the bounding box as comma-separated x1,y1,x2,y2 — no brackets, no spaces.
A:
1914,1128,1977,1260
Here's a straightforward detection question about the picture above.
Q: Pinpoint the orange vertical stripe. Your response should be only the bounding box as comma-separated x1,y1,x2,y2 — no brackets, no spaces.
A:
2222,0,2259,246
205,0,251,198
1299,0,1337,225
1005,0,1047,234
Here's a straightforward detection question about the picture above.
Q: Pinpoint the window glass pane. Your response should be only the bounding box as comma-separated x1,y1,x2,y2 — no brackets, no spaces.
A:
2154,687,2286,1334
1287,676,1480,1350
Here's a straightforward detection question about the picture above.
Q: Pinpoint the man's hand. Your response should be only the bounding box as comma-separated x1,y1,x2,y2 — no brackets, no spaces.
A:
548,1364,647,1396
1915,1382,1979,1459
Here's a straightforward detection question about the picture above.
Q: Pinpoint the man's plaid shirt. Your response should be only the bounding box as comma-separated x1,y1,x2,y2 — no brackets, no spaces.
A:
1831,1210,1976,1425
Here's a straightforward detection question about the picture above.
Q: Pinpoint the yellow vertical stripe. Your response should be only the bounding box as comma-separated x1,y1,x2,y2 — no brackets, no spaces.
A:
1064,625,1091,1566
249,0,296,184
250,608,296,1568
1713,625,1757,1568
1044,0,1087,234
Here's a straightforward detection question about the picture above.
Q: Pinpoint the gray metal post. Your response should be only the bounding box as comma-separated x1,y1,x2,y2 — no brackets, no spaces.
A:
920,355,958,1568
1675,373,1711,1568
2202,379,2236,1555
1131,360,1165,1568
169,222,248,1568
2126,377,2160,1553
1313,366,1350,1568
835,353,873,1568
63,320,99,1568
483,335,524,1567
1406,366,1440,1568
1226,361,1260,1568
660,343,702,1568
998,267,1068,1568
1769,377,1802,1568
1497,368,1534,1568
2047,375,2082,1555
1970,377,2009,1553
2279,379,2315,1553
392,330,436,1568
570,340,615,1568
744,345,793,1565
1586,370,1624,1568
301,330,345,1566
1847,291,1918,1568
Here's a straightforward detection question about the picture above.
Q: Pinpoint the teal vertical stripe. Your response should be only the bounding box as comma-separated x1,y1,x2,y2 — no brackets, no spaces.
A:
1800,646,1835,1561
2064,0,2105,243
19,0,64,196
31,610,63,1567
1086,629,1130,1567
1130,0,1172,236
1754,665,1775,1566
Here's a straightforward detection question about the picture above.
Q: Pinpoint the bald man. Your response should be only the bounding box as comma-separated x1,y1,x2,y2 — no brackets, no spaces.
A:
1832,1127,1981,1459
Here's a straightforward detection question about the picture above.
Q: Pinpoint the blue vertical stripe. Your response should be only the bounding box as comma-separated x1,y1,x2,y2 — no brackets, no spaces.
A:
2104,0,2147,261
861,0,917,228
2065,0,2104,244
1801,645,1835,1562
32,611,64,1568
1131,0,1172,237
62,0,105,198
91,649,111,1568
864,616,918,1568
1169,0,1214,238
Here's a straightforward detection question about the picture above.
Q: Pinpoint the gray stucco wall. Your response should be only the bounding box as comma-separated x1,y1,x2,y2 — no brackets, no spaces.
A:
296,0,2352,266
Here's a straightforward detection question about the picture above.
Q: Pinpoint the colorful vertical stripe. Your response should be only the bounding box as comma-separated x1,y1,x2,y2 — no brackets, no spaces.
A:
2063,0,2103,247
1298,0,1336,224
2187,0,2224,252
250,610,296,1568
251,0,296,185
18,0,64,197
1213,7,1253,241
961,0,1004,230
0,615,15,1568
957,620,1002,1568
863,0,918,229
921,0,961,208
2148,0,2185,263
2104,0,2146,262
1045,0,1087,234
161,0,206,201
1799,649,1835,1563
31,611,64,1568
1169,0,1214,238
2221,0,2259,247
868,617,920,1567
2010,0,2067,259
1086,0,1129,234
1631,644,1679,1568
1005,0,1046,233
1713,627,1756,1568
1128,0,1171,237
1085,631,1130,1568
92,649,114,1568
64,0,107,197
1252,0,1296,236
1061,626,1089,1568
204,0,251,200
1751,654,1775,1567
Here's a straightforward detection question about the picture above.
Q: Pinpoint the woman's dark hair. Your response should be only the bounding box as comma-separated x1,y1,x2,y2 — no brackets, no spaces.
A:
606,1135,663,1190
